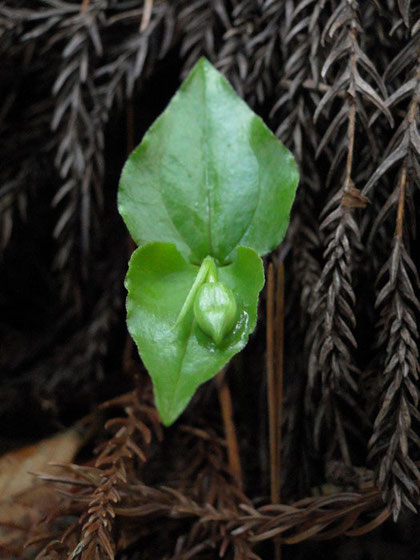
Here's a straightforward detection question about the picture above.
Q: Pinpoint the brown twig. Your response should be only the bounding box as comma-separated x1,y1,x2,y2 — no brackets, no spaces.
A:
275,261,284,503
395,160,407,238
216,369,243,488
266,261,285,504
343,28,358,192
394,83,417,237
115,478,399,544
267,262,285,560
266,263,278,504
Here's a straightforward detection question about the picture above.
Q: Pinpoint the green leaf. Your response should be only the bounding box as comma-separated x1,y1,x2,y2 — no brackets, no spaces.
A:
126,242,264,425
118,57,299,264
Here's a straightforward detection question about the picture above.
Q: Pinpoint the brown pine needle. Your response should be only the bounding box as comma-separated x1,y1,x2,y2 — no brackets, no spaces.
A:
217,369,243,488
267,262,285,560
266,263,278,504
275,261,285,503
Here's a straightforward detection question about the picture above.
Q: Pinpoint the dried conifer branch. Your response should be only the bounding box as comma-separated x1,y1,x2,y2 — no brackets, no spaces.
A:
33,458,420,558
215,0,283,106
48,3,106,303
34,387,162,559
73,402,159,558
267,0,327,496
169,426,253,559
1,1,110,302
366,39,420,520
114,478,397,546
274,0,325,159
306,0,391,463
96,1,176,109
176,0,230,75
368,237,420,519
1,1,176,305
272,0,325,323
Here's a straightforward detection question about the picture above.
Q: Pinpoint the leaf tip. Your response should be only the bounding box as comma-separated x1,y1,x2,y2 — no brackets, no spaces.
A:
157,402,181,428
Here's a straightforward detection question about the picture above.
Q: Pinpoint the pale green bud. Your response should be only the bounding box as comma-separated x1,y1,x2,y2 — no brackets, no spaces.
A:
194,281,237,344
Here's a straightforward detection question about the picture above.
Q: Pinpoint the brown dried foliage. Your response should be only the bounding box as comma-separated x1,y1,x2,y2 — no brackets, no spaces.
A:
32,387,162,559
365,26,420,518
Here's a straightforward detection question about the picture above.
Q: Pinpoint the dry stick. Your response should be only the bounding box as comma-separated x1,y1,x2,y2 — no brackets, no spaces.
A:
217,369,243,488
344,27,357,193
333,29,357,465
395,161,407,238
395,76,418,237
266,263,278,503
274,261,285,503
344,98,356,191
266,262,285,501
266,264,282,560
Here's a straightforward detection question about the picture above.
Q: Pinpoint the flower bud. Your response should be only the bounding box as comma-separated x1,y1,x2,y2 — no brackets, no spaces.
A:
194,282,237,344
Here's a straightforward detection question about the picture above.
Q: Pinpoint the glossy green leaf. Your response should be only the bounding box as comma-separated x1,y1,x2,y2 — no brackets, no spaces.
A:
126,242,264,425
118,57,299,264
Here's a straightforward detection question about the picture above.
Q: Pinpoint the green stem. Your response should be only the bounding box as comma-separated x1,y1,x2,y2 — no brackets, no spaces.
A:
174,256,217,328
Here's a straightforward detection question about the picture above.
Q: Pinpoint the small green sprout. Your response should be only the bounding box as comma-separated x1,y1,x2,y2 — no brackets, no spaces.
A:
118,58,299,425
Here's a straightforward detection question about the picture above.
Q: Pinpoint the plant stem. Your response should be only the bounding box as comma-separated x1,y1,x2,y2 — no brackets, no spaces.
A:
174,256,217,328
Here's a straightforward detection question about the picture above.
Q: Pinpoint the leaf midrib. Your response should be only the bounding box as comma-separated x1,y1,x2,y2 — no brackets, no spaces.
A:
166,316,195,422
203,67,214,257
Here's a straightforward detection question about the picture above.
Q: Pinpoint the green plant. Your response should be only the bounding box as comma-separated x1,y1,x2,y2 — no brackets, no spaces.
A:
118,58,298,425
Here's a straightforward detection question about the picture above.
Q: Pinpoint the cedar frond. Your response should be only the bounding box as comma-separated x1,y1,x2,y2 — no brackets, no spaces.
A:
169,426,254,559
1,1,108,302
368,238,420,520
96,1,176,109
48,3,105,303
308,191,365,463
306,1,386,463
364,47,420,203
215,0,283,106
315,1,392,161
1,1,176,304
115,476,397,546
34,387,162,559
273,0,325,159
366,40,420,519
